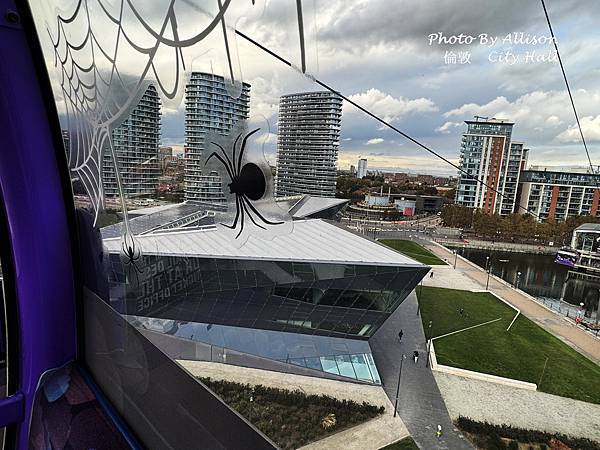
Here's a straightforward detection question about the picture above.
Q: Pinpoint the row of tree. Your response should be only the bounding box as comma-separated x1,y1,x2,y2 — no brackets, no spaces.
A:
335,175,438,200
440,204,600,245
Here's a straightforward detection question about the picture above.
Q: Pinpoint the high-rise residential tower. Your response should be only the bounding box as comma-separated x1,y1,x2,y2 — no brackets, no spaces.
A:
103,85,161,197
518,168,600,222
357,158,368,179
455,118,528,215
275,91,342,197
184,72,250,203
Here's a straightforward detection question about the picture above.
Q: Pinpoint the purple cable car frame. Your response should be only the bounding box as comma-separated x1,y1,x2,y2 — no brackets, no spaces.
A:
0,0,79,446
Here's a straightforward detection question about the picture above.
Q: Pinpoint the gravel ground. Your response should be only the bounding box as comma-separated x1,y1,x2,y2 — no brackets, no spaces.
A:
434,371,600,442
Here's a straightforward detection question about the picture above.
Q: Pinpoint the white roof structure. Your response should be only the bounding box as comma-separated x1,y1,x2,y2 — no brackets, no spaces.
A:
103,219,425,267
290,196,349,219
128,202,183,216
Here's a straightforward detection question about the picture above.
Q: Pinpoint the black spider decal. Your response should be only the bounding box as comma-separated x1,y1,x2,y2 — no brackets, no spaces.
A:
121,236,143,284
206,127,283,238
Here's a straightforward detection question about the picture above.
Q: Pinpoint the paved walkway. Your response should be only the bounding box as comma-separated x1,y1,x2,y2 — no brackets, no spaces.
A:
423,241,600,364
435,371,600,442
370,292,472,450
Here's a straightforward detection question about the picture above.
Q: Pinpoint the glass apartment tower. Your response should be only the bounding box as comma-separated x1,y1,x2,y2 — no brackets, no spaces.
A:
275,91,342,197
102,85,161,197
184,72,250,203
455,118,528,215
357,158,368,178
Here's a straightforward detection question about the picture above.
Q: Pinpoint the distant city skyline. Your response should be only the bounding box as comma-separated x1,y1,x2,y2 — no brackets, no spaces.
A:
153,0,600,177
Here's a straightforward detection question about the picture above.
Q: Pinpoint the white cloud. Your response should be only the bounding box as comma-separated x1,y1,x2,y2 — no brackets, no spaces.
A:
344,88,438,122
255,132,278,145
443,89,600,144
556,115,600,143
366,138,385,145
435,121,462,134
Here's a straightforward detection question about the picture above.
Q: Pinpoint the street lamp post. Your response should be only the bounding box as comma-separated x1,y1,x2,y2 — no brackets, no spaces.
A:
453,250,457,269
579,302,585,320
416,279,423,316
426,320,433,368
393,354,406,417
499,259,509,279
485,256,490,290
516,271,521,289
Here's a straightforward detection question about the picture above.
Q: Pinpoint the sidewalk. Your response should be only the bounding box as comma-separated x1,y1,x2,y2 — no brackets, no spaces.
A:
370,293,472,450
423,241,600,364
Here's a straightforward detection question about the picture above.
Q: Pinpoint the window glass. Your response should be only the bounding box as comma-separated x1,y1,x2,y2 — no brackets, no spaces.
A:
27,0,428,446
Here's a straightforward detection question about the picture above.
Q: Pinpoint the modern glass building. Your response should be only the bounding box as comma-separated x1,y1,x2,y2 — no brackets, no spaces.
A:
184,72,250,204
102,85,162,197
357,158,367,179
103,219,428,383
275,91,342,197
456,118,528,215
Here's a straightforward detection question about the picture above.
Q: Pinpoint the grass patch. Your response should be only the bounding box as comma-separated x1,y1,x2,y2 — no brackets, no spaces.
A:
199,377,384,450
379,436,419,449
456,416,600,450
417,286,600,404
380,240,446,265
96,210,122,227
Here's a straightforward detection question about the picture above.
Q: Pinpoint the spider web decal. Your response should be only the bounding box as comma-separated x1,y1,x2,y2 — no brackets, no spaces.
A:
47,0,240,227
29,0,322,258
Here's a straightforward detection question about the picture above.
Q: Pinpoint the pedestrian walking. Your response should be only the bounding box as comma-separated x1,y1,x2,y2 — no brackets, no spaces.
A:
436,424,443,438
398,329,404,342
430,271,434,278
459,307,464,317
413,350,419,364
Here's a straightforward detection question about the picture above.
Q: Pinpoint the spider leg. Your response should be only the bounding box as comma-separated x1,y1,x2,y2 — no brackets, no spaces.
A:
237,128,260,173
131,259,143,274
243,196,285,225
241,199,266,230
210,142,236,176
206,151,234,180
222,195,241,230
235,197,245,239
232,131,242,173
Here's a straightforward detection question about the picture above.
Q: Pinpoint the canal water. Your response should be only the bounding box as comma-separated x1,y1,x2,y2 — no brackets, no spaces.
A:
452,247,599,322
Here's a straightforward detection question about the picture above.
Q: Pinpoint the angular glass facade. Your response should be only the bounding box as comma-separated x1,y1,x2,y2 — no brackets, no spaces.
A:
107,252,427,383
109,254,426,339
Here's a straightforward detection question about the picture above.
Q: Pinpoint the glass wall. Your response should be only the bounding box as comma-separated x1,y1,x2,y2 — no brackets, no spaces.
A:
108,254,426,340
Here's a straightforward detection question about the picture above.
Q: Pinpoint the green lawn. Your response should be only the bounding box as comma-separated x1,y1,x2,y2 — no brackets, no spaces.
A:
380,240,446,265
417,286,600,404
379,436,419,450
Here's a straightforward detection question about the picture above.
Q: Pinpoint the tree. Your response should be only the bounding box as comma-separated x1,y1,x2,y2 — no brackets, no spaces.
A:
441,204,475,228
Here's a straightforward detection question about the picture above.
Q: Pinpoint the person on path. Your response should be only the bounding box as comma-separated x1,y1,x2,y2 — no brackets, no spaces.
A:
430,271,434,278
436,424,443,438
413,350,419,364
398,329,404,342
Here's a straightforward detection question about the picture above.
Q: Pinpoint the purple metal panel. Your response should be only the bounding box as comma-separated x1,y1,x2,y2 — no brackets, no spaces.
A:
0,1,77,447
0,393,24,428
